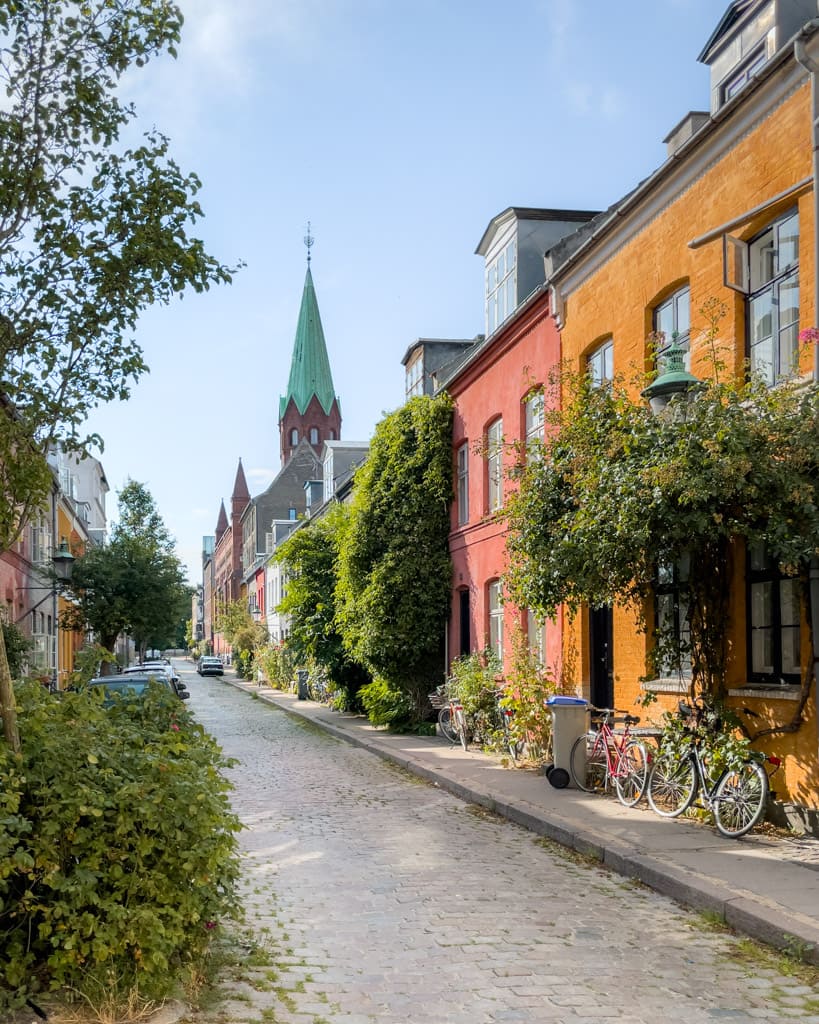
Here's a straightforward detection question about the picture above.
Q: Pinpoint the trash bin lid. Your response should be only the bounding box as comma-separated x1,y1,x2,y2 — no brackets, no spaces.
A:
546,695,588,706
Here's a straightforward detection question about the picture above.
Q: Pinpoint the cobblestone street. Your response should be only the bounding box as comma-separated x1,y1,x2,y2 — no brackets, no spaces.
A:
184,667,819,1024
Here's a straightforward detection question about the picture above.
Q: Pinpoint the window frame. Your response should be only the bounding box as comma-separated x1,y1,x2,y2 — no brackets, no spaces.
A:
587,338,613,388
406,353,424,398
724,207,800,385
488,579,503,663
456,442,469,526
486,238,517,335
653,554,692,681
746,541,802,685
524,390,544,461
486,417,503,512
652,285,691,372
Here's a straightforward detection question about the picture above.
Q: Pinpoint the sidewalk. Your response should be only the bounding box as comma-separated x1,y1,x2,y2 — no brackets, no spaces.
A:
219,670,819,964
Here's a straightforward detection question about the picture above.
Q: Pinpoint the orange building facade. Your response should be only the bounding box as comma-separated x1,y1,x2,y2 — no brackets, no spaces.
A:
548,15,819,823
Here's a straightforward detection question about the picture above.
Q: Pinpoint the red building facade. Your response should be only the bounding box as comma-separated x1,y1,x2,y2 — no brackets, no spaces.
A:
444,289,562,678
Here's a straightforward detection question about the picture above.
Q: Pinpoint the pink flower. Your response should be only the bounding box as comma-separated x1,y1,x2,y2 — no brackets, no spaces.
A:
205,921,217,930
799,327,819,344
170,723,180,732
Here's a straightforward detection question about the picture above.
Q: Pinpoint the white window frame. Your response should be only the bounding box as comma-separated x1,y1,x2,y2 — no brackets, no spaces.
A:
486,418,503,512
653,286,691,371
524,391,544,461
486,238,517,335
724,208,800,385
456,443,469,526
488,579,503,663
406,354,424,398
587,339,613,388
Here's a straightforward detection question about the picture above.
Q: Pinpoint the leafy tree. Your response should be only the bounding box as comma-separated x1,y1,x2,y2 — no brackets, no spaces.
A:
0,1,235,748
216,599,267,679
0,621,32,680
63,481,190,666
275,503,370,708
505,363,819,731
336,395,454,722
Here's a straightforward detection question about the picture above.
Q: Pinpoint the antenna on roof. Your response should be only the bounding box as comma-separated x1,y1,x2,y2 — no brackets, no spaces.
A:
304,221,314,266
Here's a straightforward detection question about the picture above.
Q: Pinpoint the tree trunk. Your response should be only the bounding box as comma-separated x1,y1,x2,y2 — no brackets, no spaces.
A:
0,622,21,753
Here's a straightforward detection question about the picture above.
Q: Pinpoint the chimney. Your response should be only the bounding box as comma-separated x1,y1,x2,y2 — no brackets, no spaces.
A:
663,111,710,158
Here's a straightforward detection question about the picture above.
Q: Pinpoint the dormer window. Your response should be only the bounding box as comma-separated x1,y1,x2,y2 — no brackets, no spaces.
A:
722,44,766,103
406,353,423,398
486,239,516,335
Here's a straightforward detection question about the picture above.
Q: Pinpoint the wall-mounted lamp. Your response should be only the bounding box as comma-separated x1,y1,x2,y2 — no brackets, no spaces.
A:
641,339,702,416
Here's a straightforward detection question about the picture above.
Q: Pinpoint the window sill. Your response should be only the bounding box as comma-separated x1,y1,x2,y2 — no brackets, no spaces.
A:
641,678,691,695
728,685,802,702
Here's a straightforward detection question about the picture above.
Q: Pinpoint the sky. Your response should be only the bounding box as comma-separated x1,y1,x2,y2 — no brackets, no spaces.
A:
84,0,724,585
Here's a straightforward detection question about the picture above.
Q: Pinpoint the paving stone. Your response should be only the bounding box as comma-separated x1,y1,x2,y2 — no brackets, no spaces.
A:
181,672,819,1024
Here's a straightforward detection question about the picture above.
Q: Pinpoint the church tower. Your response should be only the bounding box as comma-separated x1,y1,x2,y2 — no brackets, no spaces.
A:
278,228,341,466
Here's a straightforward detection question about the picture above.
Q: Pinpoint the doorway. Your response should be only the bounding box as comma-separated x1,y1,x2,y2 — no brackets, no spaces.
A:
589,605,613,709
459,589,470,656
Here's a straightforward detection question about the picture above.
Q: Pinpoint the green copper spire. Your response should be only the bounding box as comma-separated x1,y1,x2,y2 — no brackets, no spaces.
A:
279,265,338,419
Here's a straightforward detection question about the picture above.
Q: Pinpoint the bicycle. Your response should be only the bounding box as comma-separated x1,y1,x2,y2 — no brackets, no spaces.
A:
428,685,458,744
569,708,650,808
493,688,525,762
645,699,781,839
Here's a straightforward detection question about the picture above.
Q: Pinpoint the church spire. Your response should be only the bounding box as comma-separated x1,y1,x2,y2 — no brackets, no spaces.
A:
278,228,341,465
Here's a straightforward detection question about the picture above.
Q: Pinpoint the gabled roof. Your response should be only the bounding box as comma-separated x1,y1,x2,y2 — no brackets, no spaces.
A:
279,267,338,419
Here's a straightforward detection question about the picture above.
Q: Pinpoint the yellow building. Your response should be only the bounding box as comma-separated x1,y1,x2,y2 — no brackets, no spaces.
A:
547,1,819,827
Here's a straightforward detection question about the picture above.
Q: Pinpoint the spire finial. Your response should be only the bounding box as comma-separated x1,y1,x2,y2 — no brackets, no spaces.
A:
304,221,314,265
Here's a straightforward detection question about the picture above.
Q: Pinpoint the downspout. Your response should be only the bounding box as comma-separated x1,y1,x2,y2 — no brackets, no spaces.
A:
794,15,819,746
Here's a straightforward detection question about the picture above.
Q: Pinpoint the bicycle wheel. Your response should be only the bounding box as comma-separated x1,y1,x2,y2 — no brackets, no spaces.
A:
454,707,469,751
569,732,607,793
614,740,650,808
713,760,769,839
500,711,524,762
646,751,697,817
438,706,459,744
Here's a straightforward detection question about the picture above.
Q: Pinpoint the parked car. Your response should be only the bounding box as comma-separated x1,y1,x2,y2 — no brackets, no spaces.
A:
197,656,224,677
139,660,180,684
123,663,186,695
86,673,190,706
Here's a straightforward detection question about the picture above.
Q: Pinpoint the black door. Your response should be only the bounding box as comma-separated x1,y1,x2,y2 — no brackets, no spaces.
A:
589,605,613,709
459,589,470,656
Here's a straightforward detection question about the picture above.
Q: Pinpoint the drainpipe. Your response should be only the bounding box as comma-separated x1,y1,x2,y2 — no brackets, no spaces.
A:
794,15,819,742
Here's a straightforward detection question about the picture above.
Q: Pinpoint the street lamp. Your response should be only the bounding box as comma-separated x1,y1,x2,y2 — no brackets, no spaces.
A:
641,337,702,415
14,537,75,690
52,536,75,584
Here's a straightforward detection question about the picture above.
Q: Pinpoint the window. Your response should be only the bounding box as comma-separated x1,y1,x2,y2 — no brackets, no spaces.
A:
587,339,613,388
524,391,544,461
486,238,517,335
653,286,691,371
654,555,692,679
527,609,545,667
406,354,424,398
309,427,319,445
289,428,299,446
722,45,767,104
486,418,503,512
456,443,469,526
725,209,799,385
747,541,801,684
488,580,503,662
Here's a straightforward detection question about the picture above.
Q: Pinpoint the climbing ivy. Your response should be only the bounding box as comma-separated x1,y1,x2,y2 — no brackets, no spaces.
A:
505,362,819,709
336,395,454,722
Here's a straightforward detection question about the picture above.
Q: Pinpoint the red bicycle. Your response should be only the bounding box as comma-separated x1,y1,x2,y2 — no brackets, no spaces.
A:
569,707,650,807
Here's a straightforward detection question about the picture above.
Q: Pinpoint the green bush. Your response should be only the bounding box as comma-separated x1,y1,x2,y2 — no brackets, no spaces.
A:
0,680,242,1013
359,676,414,730
256,643,296,690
